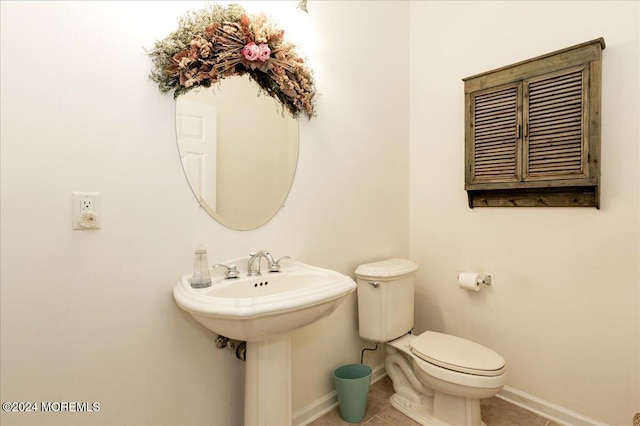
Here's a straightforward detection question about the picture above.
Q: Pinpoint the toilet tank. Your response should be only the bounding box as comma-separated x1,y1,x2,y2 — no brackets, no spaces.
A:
355,259,418,342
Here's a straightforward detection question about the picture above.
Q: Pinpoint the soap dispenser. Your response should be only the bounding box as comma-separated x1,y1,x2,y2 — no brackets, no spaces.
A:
190,242,212,288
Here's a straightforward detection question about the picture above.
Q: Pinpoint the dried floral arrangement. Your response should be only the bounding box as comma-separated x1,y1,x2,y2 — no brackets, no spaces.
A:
147,4,316,119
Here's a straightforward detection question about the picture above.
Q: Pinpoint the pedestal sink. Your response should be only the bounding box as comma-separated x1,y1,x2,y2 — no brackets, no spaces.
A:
173,257,356,426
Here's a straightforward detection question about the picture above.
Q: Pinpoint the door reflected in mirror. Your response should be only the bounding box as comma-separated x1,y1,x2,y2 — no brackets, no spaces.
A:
176,75,299,230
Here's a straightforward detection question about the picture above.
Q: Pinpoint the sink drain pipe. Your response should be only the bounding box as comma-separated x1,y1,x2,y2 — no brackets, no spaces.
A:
215,335,246,361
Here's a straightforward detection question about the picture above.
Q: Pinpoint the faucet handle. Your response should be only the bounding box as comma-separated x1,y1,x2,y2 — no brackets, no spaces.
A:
269,256,291,273
212,263,239,279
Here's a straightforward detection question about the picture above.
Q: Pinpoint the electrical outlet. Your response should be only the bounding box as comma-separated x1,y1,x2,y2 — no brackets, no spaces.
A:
72,192,101,230
80,199,93,213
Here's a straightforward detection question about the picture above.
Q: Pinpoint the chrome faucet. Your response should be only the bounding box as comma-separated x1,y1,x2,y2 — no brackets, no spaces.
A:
247,250,274,276
247,251,290,276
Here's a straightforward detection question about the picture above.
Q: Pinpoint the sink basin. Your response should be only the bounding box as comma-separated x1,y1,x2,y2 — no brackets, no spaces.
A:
173,257,356,342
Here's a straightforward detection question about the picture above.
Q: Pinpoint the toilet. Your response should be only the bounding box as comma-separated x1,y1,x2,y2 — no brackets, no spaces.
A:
355,259,506,426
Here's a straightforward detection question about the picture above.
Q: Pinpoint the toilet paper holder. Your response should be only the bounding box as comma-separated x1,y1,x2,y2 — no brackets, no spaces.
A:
478,275,492,285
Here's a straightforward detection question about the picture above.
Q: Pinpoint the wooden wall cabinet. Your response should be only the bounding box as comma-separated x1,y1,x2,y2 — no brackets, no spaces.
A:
463,38,605,208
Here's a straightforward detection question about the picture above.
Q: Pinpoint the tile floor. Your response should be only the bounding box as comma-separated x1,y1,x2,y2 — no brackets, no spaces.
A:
309,376,559,426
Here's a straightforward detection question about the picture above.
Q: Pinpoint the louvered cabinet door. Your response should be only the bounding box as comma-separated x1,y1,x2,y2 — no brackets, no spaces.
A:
523,66,589,181
469,83,522,184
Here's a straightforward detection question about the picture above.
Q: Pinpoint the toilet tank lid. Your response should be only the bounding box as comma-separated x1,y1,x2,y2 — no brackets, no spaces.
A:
355,258,418,279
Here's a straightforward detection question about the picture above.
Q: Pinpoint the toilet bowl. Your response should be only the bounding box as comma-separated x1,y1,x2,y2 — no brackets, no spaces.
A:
355,259,507,426
385,333,506,426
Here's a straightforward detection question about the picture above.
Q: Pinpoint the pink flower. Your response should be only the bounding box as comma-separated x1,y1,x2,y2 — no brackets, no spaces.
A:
257,43,271,62
242,42,271,63
242,42,260,61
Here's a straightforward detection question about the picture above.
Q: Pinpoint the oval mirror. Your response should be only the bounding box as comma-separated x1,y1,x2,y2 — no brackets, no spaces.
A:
175,75,299,230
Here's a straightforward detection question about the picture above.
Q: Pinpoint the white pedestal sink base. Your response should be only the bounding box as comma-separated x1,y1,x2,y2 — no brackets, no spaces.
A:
245,333,292,426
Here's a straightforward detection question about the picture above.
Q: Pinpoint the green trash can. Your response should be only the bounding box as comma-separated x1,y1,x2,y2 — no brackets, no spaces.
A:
333,363,372,423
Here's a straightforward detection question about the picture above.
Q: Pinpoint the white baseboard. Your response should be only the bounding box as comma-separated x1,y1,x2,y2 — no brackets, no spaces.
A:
293,363,387,426
497,386,607,426
294,368,607,426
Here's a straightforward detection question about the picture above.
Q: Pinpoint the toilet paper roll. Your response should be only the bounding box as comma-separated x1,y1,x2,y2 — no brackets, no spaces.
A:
458,272,481,291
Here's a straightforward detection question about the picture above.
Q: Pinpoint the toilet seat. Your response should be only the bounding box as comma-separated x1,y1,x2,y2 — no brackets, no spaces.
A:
410,331,505,376
388,332,507,394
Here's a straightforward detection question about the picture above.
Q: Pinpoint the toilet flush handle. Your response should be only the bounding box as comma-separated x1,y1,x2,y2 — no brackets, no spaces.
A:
368,281,380,288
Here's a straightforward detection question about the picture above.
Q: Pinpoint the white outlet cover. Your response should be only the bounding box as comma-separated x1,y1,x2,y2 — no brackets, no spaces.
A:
72,192,101,230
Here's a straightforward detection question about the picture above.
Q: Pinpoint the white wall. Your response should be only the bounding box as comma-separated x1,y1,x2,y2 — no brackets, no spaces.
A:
0,1,409,425
409,2,639,425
